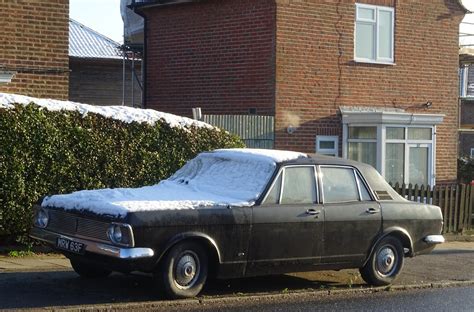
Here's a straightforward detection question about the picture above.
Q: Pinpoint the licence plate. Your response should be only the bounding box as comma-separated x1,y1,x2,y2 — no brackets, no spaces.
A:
56,237,85,255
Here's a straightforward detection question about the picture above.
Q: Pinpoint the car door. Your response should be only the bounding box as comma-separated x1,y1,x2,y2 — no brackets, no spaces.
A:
319,165,382,265
246,165,324,276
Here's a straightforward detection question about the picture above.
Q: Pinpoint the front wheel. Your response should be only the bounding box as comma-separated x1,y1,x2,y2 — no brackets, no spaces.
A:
156,241,208,299
359,236,404,286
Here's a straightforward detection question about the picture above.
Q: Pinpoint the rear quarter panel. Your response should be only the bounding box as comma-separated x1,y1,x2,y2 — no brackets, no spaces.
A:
380,201,443,255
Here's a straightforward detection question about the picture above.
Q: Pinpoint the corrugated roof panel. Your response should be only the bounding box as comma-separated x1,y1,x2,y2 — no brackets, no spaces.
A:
69,19,122,59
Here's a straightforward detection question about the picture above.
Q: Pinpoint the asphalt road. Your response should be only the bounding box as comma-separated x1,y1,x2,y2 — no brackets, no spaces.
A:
173,287,474,312
0,243,472,311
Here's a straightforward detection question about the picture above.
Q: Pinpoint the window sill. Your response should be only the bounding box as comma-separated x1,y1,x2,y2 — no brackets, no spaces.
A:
353,59,396,66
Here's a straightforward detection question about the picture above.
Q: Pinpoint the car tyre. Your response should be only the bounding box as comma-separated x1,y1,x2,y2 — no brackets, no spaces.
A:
359,236,404,286
70,259,112,278
156,241,208,299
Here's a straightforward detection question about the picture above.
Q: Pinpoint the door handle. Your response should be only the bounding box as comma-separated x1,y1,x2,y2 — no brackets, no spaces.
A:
306,209,320,215
366,208,380,214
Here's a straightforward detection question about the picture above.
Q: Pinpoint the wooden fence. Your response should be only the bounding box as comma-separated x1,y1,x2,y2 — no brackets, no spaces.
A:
391,183,473,233
202,114,274,149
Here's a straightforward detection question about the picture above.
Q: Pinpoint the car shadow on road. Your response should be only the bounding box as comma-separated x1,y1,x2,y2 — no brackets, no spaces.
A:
0,270,363,309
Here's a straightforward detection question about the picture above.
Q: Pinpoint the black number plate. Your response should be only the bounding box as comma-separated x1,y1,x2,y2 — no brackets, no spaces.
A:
56,237,85,255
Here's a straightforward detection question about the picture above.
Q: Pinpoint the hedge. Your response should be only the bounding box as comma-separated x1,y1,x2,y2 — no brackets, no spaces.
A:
0,104,244,243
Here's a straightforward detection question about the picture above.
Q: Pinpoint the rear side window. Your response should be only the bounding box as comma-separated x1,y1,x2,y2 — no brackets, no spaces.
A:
356,172,372,201
321,167,359,203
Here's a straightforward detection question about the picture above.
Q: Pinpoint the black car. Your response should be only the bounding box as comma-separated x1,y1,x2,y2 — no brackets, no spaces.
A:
30,148,445,299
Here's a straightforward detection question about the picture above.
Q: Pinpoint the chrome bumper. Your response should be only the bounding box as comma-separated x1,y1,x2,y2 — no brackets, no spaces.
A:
423,234,445,244
30,227,154,259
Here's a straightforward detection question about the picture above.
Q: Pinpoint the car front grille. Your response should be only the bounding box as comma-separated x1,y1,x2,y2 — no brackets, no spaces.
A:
46,209,110,243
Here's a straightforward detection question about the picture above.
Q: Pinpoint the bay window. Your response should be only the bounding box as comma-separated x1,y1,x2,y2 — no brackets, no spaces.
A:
341,107,443,186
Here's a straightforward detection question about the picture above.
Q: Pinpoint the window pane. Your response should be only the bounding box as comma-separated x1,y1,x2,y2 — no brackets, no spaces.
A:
408,128,432,140
321,167,359,203
319,140,335,149
378,10,393,59
409,146,429,186
263,172,282,205
349,126,377,139
385,143,404,185
386,127,404,140
280,167,316,205
348,142,377,168
357,173,372,201
358,7,375,20
356,22,375,60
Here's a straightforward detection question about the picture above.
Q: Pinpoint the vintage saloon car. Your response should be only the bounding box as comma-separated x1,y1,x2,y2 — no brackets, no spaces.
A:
30,149,445,299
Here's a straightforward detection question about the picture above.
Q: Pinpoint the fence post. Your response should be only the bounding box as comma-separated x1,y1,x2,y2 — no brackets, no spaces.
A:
432,184,438,207
459,184,466,233
469,185,474,231
426,184,431,204
444,186,449,233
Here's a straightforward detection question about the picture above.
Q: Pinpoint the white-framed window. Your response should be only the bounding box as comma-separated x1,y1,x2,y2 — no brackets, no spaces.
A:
384,127,433,186
347,126,377,168
470,148,474,158
341,108,444,187
316,136,339,156
354,3,394,64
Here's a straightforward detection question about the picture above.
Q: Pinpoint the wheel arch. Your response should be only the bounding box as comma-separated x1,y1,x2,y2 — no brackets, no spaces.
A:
364,227,414,266
155,232,222,274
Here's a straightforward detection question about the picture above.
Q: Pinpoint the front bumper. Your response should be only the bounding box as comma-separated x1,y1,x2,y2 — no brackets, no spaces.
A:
30,227,154,259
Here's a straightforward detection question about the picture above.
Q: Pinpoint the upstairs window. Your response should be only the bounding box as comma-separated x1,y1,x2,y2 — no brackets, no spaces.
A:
355,3,394,64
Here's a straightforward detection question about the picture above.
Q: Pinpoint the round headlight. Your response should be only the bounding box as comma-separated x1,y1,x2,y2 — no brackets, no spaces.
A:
107,225,122,243
35,209,49,228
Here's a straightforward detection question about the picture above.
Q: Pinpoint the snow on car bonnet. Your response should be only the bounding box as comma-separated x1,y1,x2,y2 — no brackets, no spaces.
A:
42,149,308,217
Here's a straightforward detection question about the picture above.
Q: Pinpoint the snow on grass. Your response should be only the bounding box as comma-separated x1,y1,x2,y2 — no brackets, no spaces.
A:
0,92,213,129
42,149,308,217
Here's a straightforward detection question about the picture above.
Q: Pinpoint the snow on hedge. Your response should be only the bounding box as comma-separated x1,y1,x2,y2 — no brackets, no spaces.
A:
42,149,308,216
0,92,213,129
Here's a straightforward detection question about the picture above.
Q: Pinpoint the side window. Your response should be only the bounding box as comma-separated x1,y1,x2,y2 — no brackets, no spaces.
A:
262,172,282,205
356,172,372,201
321,167,359,203
280,167,317,205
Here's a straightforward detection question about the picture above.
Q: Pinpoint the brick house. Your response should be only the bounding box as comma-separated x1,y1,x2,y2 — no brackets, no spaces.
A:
69,19,142,107
0,0,69,100
133,0,467,186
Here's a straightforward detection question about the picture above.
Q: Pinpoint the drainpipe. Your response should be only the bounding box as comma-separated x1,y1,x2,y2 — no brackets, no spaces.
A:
129,1,147,109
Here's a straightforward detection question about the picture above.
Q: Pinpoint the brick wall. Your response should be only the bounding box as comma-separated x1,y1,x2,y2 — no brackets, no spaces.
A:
69,58,142,107
142,0,276,116
274,0,464,182
0,0,69,100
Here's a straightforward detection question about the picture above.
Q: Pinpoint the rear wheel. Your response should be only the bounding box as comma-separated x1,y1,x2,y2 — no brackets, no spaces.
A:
359,236,404,286
70,259,112,278
156,241,208,299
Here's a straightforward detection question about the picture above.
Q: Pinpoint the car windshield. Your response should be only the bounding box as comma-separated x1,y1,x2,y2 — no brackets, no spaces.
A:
168,153,276,203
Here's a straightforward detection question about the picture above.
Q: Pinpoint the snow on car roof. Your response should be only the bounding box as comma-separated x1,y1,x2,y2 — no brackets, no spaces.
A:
212,148,308,164
0,92,213,129
42,149,307,217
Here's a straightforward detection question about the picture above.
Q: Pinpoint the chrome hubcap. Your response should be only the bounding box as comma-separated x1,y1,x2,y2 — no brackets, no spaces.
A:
376,246,397,277
174,251,200,289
